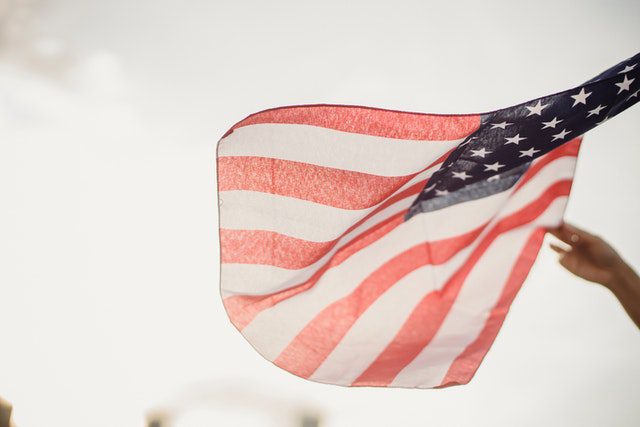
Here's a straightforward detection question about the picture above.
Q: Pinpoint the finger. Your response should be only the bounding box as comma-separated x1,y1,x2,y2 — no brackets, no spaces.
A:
563,222,598,244
549,223,576,246
548,227,563,238
549,243,569,254
553,222,592,246
548,225,565,240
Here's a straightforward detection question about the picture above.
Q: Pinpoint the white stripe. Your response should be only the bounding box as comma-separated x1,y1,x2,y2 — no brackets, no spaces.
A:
239,187,516,361
219,163,441,243
219,155,576,243
309,192,568,387
240,215,449,362
309,243,476,385
218,123,464,176
390,197,568,388
239,160,574,367
221,185,511,298
220,155,575,297
221,197,410,297
313,157,577,386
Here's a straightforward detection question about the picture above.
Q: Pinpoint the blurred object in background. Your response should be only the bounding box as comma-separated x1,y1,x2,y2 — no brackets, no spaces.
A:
0,0,73,77
0,396,15,427
145,410,171,427
146,382,323,427
298,413,320,427
0,0,130,131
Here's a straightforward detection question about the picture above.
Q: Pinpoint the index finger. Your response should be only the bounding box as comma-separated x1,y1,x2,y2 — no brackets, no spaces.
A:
548,223,573,244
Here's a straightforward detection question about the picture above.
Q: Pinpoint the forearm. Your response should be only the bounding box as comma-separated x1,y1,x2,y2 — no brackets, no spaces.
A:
606,261,640,329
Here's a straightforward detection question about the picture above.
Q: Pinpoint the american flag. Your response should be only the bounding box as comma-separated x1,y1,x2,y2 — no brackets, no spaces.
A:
216,52,639,388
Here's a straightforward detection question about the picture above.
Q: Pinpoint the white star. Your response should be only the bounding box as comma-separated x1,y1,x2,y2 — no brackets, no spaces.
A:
519,147,541,158
490,121,512,129
525,100,549,116
452,171,472,181
484,161,505,172
615,75,635,94
424,183,436,192
541,117,563,129
629,89,639,100
570,88,591,107
505,133,527,145
618,63,636,74
435,189,449,196
470,148,492,158
487,174,500,182
587,104,607,117
551,128,572,141
595,116,608,126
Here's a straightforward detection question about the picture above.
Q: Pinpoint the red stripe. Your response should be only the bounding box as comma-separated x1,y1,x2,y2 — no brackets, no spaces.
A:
351,180,572,386
433,140,582,388
219,143,580,269
437,228,547,388
220,229,333,269
221,154,454,329
273,226,486,378
219,151,453,269
226,104,481,141
223,211,407,330
218,156,413,210
222,152,578,329
220,179,429,268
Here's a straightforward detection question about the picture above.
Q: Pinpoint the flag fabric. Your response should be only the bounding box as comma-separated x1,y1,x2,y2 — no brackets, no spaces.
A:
216,53,639,388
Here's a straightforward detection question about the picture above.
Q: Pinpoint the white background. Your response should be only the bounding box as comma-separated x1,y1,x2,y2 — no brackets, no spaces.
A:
1,0,639,426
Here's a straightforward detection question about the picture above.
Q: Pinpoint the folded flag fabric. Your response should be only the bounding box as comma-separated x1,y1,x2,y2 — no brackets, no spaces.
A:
216,52,639,388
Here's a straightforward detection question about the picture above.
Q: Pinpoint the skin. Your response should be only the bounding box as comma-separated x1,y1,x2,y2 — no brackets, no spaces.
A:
0,397,13,427
549,222,640,329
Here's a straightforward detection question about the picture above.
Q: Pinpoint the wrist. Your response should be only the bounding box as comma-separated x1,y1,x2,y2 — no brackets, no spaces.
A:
604,260,640,293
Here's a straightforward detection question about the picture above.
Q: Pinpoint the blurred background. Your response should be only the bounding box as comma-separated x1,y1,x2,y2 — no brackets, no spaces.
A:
1,0,639,426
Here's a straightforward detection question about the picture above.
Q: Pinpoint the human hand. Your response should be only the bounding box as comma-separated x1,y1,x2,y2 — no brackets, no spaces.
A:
549,222,640,329
549,222,623,288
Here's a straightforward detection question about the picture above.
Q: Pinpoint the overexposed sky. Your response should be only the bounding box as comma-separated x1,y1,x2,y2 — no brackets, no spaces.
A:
1,0,639,426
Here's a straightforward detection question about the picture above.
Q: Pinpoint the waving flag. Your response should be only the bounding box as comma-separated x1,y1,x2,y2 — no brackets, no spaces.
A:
216,52,639,388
